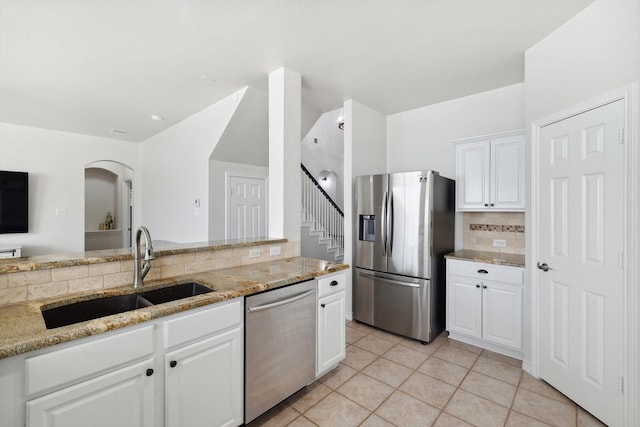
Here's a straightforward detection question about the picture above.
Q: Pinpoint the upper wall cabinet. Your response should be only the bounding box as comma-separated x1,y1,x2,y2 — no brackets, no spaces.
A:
454,130,525,211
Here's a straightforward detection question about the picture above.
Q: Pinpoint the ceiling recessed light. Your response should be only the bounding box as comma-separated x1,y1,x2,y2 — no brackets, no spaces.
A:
110,128,130,135
150,114,163,121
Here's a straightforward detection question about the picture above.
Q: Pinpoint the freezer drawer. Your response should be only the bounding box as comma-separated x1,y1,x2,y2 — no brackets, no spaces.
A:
354,268,443,343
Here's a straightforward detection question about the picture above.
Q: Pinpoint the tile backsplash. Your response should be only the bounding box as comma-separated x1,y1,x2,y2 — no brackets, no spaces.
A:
462,212,524,255
0,241,301,306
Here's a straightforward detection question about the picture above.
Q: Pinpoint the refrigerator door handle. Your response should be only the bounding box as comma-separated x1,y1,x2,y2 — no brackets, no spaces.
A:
358,272,421,288
382,191,388,257
388,193,394,256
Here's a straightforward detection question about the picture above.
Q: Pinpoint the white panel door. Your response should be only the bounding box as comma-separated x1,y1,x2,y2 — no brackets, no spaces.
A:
538,100,624,426
456,141,490,210
27,359,155,427
491,136,525,209
317,291,346,376
228,175,266,239
447,275,482,338
165,326,243,427
482,280,522,349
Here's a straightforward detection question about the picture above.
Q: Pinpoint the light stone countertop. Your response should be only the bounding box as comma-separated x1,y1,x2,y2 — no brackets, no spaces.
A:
0,257,348,360
0,237,287,274
445,249,525,268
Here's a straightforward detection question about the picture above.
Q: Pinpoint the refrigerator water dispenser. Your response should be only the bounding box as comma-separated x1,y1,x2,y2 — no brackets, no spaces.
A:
359,215,376,241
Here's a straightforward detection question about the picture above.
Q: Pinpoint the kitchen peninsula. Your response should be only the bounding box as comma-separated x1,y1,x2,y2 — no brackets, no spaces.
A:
0,238,348,427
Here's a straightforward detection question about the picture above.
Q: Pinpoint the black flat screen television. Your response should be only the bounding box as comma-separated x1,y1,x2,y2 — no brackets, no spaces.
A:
0,171,29,234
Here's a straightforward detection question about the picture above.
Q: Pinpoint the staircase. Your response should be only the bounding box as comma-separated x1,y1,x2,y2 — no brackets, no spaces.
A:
301,164,344,262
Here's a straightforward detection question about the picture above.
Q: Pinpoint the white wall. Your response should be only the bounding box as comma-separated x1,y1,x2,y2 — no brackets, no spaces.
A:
522,0,640,411
344,100,388,318
525,0,640,123
387,83,524,178
268,68,301,242
208,160,269,241
0,122,140,255
140,89,244,243
301,108,345,209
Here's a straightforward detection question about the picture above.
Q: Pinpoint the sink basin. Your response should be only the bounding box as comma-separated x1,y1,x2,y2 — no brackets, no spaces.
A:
42,294,153,329
140,282,214,305
41,282,215,329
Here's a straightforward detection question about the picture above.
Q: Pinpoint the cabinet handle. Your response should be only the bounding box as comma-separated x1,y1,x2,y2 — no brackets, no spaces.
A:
490,203,495,207
321,303,326,308
330,280,339,287
146,368,154,377
484,203,489,207
170,360,177,368
475,284,480,288
482,285,488,289
477,269,488,274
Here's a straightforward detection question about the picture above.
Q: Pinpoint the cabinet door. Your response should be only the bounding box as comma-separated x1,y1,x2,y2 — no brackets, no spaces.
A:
317,291,346,376
482,280,522,350
447,275,482,338
456,141,490,210
491,136,525,210
165,325,243,427
27,359,155,427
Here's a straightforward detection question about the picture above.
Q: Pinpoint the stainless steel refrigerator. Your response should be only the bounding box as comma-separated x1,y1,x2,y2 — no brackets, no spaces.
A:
354,170,454,343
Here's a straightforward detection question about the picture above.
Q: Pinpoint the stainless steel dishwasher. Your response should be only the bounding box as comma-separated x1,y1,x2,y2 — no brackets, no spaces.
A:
245,280,316,424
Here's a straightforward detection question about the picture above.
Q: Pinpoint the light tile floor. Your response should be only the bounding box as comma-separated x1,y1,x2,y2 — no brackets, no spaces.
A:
247,321,607,427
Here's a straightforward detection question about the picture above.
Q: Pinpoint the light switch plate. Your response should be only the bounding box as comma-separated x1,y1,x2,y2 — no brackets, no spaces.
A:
269,246,281,256
249,248,261,258
493,239,506,247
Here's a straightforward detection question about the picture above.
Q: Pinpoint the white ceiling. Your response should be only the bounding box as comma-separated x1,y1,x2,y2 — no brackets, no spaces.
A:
0,0,594,142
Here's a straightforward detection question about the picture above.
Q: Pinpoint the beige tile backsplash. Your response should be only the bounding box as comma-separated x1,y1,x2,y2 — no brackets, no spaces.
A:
462,212,525,255
0,241,301,306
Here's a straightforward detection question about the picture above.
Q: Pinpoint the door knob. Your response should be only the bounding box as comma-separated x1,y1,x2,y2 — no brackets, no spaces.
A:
537,262,552,272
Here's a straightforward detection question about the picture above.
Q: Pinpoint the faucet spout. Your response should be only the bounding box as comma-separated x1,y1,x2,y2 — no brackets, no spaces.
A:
133,226,155,288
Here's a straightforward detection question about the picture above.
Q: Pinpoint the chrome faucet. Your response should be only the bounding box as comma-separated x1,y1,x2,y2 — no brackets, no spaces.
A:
133,226,155,288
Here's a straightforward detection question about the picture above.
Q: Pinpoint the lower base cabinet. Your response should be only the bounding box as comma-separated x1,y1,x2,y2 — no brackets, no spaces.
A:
0,298,244,427
446,259,524,359
316,272,346,377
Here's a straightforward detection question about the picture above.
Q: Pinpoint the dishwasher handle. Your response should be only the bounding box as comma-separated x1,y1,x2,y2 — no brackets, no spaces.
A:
247,289,316,313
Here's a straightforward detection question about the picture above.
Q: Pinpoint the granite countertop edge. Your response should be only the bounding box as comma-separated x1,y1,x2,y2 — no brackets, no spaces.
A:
445,249,525,268
0,257,349,360
0,237,288,273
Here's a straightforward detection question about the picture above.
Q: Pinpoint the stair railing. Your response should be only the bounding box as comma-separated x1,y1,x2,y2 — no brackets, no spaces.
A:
301,164,344,254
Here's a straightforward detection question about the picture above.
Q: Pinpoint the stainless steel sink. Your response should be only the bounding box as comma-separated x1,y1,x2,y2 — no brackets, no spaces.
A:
41,282,215,329
140,282,213,304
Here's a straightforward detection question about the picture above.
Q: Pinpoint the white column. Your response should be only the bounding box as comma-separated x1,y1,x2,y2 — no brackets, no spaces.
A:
268,67,301,241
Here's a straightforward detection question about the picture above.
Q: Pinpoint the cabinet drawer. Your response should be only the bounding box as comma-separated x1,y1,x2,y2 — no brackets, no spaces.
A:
25,325,154,396
164,299,242,349
447,259,523,284
318,272,346,297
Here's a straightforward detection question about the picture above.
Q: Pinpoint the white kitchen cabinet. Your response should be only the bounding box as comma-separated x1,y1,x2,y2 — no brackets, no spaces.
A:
446,259,523,358
25,325,157,427
2,299,244,427
27,359,156,427
164,300,243,427
454,130,524,211
316,272,346,377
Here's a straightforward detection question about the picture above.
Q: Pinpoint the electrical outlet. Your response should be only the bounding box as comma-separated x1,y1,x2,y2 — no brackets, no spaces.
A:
269,246,281,256
55,208,67,216
493,239,506,247
249,248,261,258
